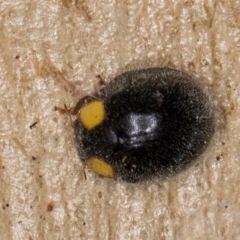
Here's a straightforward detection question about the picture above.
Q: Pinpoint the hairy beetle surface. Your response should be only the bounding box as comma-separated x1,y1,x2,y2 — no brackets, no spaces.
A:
74,68,214,183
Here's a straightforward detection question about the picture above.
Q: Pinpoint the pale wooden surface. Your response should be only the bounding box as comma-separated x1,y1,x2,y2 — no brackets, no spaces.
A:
0,1,240,239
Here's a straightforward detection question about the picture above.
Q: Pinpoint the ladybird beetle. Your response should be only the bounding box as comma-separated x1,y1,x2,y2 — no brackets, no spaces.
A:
74,68,214,183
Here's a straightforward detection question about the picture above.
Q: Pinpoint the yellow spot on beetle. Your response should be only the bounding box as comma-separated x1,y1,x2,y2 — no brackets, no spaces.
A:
86,157,114,178
79,101,105,129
